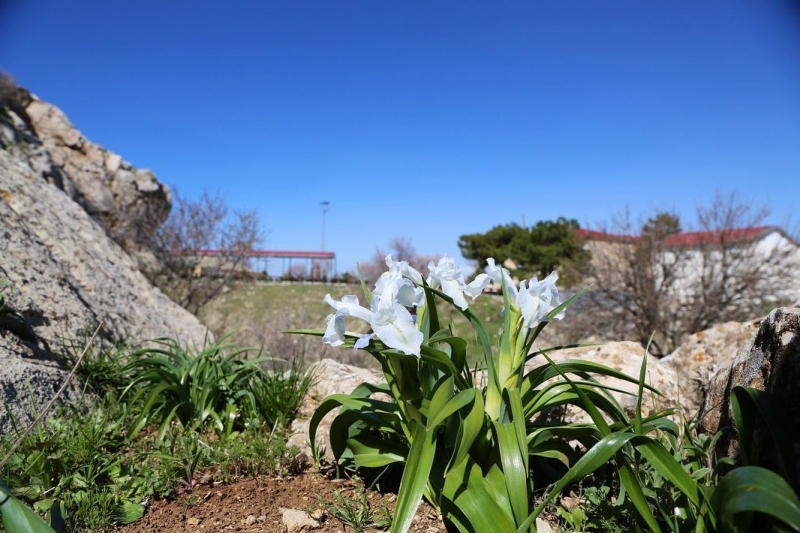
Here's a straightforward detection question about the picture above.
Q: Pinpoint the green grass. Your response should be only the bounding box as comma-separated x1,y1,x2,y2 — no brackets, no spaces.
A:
0,336,310,532
199,281,512,368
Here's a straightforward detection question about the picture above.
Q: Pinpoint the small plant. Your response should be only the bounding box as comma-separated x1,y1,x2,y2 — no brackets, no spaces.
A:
294,254,691,532
121,337,277,440
58,327,135,396
249,357,314,429
317,484,385,533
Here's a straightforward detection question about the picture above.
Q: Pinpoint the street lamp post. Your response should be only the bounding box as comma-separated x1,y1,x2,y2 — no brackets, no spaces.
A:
320,201,330,251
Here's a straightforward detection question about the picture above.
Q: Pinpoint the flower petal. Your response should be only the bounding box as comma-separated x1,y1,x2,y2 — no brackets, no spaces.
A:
371,301,423,356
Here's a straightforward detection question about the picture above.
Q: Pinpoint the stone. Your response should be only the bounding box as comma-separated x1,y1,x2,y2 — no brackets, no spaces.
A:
0,89,209,434
660,320,760,415
24,94,171,249
701,308,800,486
281,508,319,532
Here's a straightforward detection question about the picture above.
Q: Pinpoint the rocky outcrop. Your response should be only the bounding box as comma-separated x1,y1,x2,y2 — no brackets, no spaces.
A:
528,341,690,423
0,84,208,434
701,308,800,485
660,320,760,416
0,87,171,250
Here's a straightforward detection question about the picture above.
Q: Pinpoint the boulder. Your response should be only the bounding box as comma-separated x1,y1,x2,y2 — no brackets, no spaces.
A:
701,308,800,485
659,320,760,416
0,90,208,434
527,341,691,424
23,93,171,249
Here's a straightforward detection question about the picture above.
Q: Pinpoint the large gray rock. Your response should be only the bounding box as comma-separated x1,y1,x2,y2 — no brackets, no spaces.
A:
0,91,208,434
701,308,800,486
660,320,760,417
24,94,170,248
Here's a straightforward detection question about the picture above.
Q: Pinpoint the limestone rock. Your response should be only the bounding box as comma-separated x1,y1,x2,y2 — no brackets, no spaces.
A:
0,92,208,434
701,308,800,485
660,320,760,414
281,508,319,532
289,358,384,459
24,94,170,248
527,341,691,423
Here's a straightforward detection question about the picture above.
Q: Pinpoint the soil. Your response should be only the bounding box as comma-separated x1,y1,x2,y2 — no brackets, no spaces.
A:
118,468,445,533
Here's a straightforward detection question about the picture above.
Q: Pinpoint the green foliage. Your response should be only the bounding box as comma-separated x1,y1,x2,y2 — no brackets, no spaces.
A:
316,484,390,533
0,332,308,532
457,217,589,284
297,274,686,532
58,329,136,396
121,338,307,440
641,211,682,241
297,259,800,533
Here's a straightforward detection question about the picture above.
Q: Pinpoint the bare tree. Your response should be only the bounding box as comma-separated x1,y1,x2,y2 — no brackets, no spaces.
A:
144,189,264,314
357,237,441,284
588,192,793,355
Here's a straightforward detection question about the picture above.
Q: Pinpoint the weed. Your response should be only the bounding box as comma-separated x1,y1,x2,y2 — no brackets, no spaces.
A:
316,484,384,533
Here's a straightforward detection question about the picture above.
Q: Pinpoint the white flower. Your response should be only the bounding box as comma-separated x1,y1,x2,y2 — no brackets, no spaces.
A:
384,254,423,285
466,260,565,329
322,293,423,356
517,272,564,328
426,255,472,310
374,270,424,309
323,294,371,347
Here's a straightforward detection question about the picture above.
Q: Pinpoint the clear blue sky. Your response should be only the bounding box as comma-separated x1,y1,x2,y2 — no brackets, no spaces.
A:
2,1,799,274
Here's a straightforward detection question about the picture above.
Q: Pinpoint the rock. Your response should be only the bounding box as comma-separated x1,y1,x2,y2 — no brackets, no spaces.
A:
660,320,760,415
288,358,384,459
535,517,555,533
281,508,319,532
701,308,800,486
24,94,171,249
0,88,209,434
527,341,690,424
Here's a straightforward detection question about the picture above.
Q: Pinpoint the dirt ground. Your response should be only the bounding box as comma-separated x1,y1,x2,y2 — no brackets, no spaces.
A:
118,468,445,533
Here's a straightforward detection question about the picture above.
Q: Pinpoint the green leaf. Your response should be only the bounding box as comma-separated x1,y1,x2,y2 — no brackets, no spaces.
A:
730,386,794,483
450,391,485,470
113,501,146,524
712,466,800,531
429,389,476,430
635,437,700,507
442,456,518,533
493,420,529,525
391,422,437,533
346,432,407,468
524,432,638,528
0,480,56,533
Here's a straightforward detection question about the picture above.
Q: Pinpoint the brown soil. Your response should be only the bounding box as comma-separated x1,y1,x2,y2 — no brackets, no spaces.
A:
118,468,445,533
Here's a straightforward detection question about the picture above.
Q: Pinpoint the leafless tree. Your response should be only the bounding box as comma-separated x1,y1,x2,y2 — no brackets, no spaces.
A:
143,189,264,314
587,192,794,355
357,237,441,284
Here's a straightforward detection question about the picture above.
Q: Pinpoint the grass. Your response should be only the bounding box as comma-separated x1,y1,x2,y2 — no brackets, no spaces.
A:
198,281,582,370
0,335,311,532
199,281,514,368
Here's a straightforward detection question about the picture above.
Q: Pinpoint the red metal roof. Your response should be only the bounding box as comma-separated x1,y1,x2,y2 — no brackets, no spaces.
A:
661,227,773,247
171,249,335,259
578,226,776,247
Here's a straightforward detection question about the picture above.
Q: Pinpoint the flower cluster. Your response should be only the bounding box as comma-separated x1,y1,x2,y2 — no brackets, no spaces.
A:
323,254,565,356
